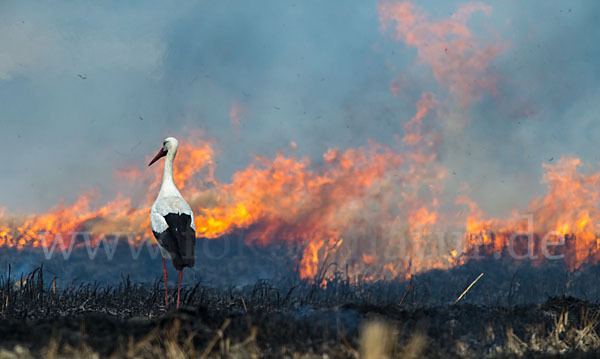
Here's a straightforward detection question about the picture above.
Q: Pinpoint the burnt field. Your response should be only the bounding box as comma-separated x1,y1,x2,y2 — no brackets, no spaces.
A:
2,263,600,358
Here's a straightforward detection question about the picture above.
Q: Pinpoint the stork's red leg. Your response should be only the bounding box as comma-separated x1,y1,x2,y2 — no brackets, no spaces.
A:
162,257,169,309
177,270,183,309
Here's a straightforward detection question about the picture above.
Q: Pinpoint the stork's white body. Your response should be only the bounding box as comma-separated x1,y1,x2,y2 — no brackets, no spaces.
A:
150,136,195,243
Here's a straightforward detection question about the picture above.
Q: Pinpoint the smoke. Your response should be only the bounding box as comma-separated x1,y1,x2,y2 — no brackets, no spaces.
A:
1,0,600,280
378,1,508,105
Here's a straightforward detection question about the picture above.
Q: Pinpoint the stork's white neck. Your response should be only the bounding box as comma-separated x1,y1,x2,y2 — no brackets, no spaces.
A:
158,149,182,198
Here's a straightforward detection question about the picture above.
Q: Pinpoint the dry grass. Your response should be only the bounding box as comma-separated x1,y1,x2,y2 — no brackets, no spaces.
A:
360,321,397,359
4,267,600,358
1,313,600,359
502,306,600,357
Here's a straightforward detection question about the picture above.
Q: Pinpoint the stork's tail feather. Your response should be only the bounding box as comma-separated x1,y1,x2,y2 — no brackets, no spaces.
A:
172,253,195,271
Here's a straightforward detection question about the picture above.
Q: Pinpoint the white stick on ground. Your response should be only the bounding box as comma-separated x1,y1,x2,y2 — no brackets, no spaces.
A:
454,272,484,304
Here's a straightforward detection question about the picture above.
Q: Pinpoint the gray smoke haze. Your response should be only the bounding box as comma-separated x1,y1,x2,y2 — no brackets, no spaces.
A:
0,0,599,221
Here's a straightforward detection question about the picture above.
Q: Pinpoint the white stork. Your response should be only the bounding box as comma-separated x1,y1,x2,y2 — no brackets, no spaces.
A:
148,137,196,309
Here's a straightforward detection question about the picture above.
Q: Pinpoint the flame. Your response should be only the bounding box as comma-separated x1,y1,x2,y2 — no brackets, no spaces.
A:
378,1,509,105
0,93,453,281
461,156,600,270
3,124,600,281
0,136,216,250
1,2,599,284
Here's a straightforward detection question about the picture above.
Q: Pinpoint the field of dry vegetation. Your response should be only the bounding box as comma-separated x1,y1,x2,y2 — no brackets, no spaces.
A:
2,265,600,358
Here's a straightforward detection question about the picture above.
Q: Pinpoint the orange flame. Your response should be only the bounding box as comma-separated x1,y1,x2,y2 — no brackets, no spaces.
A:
0,94,454,281
461,156,600,270
3,124,600,281
378,1,509,105
1,2,599,284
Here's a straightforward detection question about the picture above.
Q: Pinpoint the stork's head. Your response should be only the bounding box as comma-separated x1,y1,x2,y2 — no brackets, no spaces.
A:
148,137,179,166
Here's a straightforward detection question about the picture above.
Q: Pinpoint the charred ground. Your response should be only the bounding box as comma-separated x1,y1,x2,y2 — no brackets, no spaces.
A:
2,264,600,358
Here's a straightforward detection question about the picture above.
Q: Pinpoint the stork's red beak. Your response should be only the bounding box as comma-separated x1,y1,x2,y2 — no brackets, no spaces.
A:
148,148,167,166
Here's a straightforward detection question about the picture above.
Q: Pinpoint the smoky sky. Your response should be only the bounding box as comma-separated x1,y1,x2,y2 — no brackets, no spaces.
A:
0,0,599,218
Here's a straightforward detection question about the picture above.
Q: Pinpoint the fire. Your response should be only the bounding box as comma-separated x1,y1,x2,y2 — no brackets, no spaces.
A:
0,93,454,281
378,1,509,105
1,1,598,284
3,127,600,281
0,137,216,251
461,156,600,270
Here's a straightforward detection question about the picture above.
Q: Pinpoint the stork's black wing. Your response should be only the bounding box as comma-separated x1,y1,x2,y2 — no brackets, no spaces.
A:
152,213,195,270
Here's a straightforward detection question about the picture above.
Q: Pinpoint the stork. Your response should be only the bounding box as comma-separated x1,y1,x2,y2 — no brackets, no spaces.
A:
148,137,196,309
